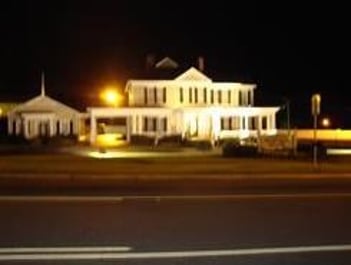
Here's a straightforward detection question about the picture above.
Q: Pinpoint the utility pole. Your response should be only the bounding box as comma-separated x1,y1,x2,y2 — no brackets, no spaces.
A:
311,94,321,168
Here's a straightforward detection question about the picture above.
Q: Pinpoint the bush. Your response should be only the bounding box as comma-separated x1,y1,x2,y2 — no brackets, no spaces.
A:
222,142,258,157
182,140,213,150
158,135,183,146
130,135,155,145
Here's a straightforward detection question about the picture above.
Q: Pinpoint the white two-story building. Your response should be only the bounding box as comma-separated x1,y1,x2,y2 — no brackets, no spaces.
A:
88,58,279,145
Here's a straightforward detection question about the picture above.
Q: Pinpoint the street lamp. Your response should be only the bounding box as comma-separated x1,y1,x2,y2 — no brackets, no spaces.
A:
100,87,122,107
321,117,330,128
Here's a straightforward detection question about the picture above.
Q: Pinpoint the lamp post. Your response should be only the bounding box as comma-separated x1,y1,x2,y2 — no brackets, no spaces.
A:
311,93,321,167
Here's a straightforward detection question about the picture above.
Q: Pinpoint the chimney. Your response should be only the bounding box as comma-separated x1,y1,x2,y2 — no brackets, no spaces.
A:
197,56,205,72
146,53,156,70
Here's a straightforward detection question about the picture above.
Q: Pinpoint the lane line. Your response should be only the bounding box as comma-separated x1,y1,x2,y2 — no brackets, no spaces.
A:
1,244,351,261
0,246,131,253
1,193,351,202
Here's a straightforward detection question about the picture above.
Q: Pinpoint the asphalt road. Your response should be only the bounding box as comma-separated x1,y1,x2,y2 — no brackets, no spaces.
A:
1,191,351,264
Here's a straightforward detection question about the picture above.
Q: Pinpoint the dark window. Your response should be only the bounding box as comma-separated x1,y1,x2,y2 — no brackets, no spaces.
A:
210,90,214,104
239,91,243,106
163,87,166,103
194,88,198,103
249,117,256,130
180,87,183,103
228,117,232,130
248,90,251,105
262,116,267,130
220,118,225,130
163,118,167,131
203,88,207,103
143,117,148,131
152,118,157,131
228,90,231,104
218,90,222,104
70,120,74,134
189,87,192,103
144,87,148,104
56,121,60,135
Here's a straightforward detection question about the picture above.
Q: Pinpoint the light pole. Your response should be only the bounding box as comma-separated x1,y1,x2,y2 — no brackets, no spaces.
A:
311,93,321,168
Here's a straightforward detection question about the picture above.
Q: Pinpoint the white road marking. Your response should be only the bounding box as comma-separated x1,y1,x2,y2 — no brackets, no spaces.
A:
1,193,351,202
0,246,131,253
0,244,351,261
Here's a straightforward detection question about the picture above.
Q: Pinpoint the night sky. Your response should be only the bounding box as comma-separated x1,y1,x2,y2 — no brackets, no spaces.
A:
0,1,349,128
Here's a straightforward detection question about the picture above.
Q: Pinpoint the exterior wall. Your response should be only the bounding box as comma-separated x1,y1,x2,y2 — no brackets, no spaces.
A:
127,81,255,108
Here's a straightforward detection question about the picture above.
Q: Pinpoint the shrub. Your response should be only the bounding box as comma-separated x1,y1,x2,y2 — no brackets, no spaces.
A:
222,142,258,157
130,135,155,145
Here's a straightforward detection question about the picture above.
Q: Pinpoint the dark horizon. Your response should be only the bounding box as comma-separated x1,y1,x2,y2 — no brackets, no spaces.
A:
0,1,349,128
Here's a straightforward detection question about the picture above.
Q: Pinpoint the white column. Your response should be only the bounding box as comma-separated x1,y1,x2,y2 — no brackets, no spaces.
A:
271,114,276,129
126,116,131,142
90,114,97,145
131,115,137,135
50,118,54,136
8,117,13,135
15,119,21,135
244,116,248,131
138,115,143,134
258,116,262,134
23,118,29,138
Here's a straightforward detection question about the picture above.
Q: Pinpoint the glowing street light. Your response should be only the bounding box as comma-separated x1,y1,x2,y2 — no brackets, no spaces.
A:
100,87,122,107
321,117,330,128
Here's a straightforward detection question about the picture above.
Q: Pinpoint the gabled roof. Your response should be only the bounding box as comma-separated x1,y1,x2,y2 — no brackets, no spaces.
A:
175,67,212,81
8,94,80,116
155,57,179,69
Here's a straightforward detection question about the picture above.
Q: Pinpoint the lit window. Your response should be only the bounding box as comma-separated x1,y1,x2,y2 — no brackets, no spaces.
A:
180,87,183,103
228,90,231,104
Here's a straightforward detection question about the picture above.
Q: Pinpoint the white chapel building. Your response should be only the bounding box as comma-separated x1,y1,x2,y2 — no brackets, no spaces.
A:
88,57,279,145
7,75,82,139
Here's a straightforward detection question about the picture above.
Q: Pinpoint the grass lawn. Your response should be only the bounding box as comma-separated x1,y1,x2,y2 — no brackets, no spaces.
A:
1,153,351,176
